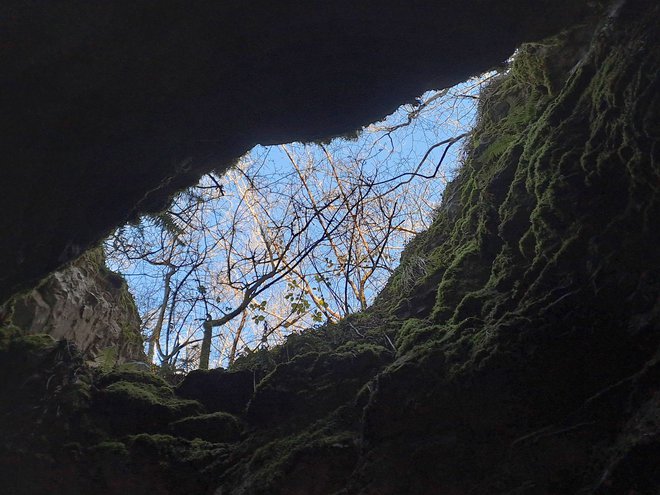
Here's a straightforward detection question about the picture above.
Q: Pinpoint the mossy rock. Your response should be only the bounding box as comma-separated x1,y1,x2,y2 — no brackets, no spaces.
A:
170,411,242,443
0,331,92,452
84,441,132,484
230,316,377,375
92,380,204,435
0,329,57,358
246,346,389,426
78,435,228,494
219,408,359,495
97,367,169,389
334,341,390,356
126,433,230,486
89,440,130,458
0,324,22,348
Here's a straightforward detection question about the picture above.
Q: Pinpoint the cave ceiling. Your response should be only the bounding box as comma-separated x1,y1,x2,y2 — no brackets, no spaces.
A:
0,0,589,303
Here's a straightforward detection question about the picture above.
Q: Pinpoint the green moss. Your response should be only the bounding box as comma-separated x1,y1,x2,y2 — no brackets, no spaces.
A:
126,433,228,469
231,312,395,374
15,333,57,351
431,240,486,320
101,381,199,413
92,378,204,435
170,411,242,443
335,341,389,356
0,324,21,347
78,434,228,493
246,346,388,426
95,346,118,372
104,380,161,403
395,319,442,355
97,367,168,388
388,254,428,294
223,409,358,495
370,26,602,360
0,329,94,458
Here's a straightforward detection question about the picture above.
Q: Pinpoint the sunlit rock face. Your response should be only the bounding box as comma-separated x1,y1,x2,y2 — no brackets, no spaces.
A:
0,0,590,303
10,248,144,365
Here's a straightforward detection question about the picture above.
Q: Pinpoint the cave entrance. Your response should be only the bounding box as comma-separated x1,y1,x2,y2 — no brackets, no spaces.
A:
105,74,493,373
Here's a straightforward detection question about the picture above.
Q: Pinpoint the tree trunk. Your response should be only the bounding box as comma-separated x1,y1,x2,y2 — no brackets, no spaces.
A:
147,267,174,362
199,319,213,370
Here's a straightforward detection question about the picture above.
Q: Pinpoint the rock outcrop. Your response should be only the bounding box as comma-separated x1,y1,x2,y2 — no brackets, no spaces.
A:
8,248,144,365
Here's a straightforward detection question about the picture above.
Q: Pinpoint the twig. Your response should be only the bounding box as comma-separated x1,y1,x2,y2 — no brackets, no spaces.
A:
383,333,397,353
348,322,364,338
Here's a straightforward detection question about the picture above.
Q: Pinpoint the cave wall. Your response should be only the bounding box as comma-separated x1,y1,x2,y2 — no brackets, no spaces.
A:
0,0,659,494
352,2,660,491
0,0,591,304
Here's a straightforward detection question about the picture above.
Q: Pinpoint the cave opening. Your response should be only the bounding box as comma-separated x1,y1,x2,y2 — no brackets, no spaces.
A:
103,74,493,374
1,1,658,493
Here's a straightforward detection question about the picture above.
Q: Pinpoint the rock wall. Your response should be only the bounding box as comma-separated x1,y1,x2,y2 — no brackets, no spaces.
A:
9,248,144,365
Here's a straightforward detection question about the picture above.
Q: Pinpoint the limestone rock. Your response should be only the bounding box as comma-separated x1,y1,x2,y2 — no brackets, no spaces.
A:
10,248,144,365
